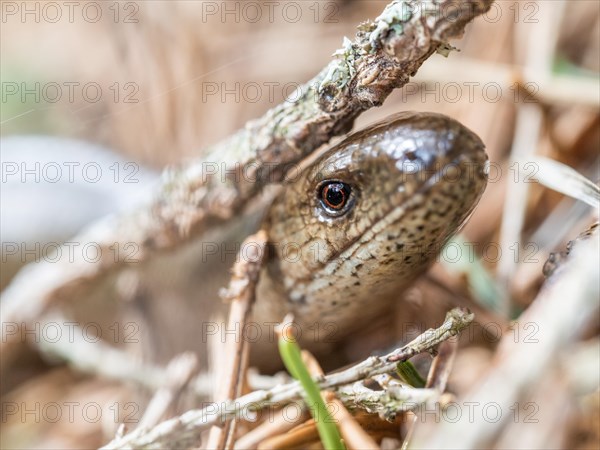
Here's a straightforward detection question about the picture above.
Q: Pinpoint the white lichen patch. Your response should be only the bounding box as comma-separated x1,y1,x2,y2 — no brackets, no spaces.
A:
319,36,357,93
368,0,414,51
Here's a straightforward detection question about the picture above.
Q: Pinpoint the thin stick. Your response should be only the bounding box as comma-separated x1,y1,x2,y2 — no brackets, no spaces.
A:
207,231,267,450
137,352,200,430
257,419,320,450
33,321,285,399
34,315,167,391
233,403,309,450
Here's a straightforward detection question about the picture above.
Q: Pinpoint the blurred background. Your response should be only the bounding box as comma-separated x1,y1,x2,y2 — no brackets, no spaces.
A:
1,1,599,448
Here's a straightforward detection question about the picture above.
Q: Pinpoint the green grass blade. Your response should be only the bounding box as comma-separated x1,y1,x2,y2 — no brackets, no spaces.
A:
278,330,346,450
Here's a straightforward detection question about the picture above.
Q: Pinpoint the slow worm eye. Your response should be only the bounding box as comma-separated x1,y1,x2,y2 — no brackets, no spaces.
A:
318,181,353,216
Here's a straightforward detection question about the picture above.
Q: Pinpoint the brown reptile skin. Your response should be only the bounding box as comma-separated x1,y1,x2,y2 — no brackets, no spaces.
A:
253,112,488,349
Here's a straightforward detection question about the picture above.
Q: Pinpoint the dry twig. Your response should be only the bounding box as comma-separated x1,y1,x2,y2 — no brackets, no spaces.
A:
137,352,200,430
233,403,309,450
207,231,267,449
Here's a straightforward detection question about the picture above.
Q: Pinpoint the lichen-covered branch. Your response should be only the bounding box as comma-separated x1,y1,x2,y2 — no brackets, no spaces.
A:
0,0,492,362
337,382,438,421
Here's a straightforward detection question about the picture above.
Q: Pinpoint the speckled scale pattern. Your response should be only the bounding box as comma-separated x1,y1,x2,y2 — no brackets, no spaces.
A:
255,112,488,337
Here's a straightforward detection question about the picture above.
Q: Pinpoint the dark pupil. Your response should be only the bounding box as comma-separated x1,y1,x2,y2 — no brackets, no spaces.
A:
326,186,345,206
322,182,349,210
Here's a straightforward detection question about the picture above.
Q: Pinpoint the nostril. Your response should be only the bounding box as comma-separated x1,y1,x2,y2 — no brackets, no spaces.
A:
405,150,417,161
436,132,487,178
396,157,426,175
